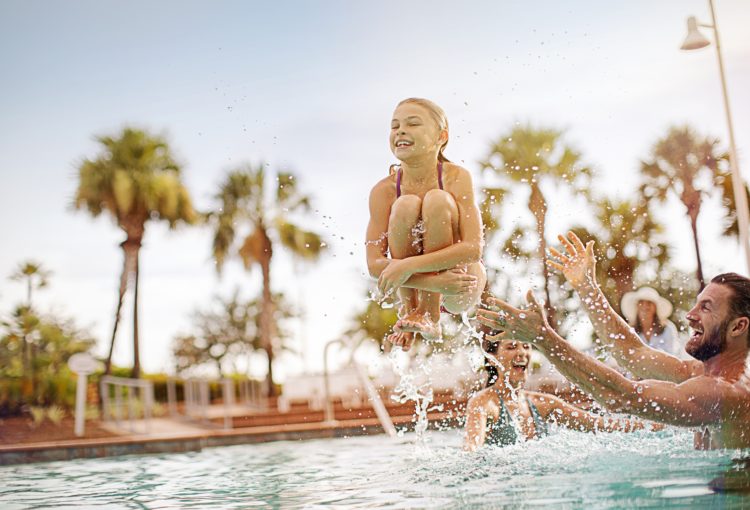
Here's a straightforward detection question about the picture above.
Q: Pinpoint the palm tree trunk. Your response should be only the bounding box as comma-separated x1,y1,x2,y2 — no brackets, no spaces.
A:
105,240,135,376
529,184,555,326
689,212,705,291
131,242,142,379
260,253,276,397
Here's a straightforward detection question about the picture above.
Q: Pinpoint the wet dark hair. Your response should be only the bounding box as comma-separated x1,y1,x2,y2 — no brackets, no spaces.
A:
483,338,500,388
711,272,750,324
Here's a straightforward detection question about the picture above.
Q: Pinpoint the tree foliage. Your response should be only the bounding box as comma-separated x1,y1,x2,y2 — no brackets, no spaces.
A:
0,306,96,412
639,126,727,289
73,127,196,378
173,291,296,377
480,125,592,322
208,164,325,396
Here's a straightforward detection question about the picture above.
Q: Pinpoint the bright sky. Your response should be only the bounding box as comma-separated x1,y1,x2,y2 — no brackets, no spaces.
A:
1,1,749,378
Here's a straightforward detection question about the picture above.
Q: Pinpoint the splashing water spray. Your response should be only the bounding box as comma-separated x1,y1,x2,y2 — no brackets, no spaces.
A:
389,348,434,441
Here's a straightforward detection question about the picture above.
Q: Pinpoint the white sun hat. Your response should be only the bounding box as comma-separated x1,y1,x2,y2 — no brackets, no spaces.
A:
620,286,673,325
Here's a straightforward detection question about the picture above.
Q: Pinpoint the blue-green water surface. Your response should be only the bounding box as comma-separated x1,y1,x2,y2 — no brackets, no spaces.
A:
1,428,749,509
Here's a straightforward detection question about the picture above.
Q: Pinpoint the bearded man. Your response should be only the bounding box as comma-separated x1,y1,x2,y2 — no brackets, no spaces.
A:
478,231,750,449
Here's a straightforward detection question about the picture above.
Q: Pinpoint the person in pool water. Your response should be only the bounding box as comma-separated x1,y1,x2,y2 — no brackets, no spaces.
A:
463,335,657,451
477,230,750,449
366,98,486,350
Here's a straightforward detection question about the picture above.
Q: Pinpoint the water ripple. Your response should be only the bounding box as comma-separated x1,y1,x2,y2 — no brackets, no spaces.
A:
1,428,748,508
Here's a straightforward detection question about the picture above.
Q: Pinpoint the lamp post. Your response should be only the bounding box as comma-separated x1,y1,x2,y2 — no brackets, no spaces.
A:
681,0,750,275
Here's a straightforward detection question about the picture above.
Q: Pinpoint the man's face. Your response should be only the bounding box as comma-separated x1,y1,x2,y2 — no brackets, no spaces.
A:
685,283,733,361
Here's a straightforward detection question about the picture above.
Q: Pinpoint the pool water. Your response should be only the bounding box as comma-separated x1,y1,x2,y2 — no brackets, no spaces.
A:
1,427,749,509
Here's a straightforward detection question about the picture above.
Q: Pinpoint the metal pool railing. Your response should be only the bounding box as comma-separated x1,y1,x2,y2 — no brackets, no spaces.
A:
100,375,155,433
166,377,267,429
323,338,397,437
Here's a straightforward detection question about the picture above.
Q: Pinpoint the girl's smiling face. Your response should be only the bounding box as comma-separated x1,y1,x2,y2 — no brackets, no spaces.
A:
390,103,446,162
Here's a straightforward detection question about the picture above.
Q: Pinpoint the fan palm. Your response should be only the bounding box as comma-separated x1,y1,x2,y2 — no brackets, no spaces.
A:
209,164,325,396
640,126,723,290
480,126,592,323
570,197,669,311
74,127,196,378
10,260,50,309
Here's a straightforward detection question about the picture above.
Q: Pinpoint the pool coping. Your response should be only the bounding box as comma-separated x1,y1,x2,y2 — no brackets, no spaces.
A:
0,412,459,466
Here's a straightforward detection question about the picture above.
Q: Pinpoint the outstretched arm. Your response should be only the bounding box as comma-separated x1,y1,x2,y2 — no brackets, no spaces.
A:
477,292,739,427
547,231,702,383
528,392,662,433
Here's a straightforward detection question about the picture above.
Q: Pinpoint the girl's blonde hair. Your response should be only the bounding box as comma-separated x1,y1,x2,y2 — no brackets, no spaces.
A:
397,98,450,163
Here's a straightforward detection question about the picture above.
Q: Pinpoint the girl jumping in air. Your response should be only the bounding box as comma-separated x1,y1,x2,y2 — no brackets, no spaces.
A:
366,98,486,350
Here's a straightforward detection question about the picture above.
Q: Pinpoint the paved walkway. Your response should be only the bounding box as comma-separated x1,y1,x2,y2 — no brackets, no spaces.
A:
99,417,208,437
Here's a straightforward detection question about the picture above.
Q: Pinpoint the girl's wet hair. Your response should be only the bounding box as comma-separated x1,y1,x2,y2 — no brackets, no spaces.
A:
396,98,451,163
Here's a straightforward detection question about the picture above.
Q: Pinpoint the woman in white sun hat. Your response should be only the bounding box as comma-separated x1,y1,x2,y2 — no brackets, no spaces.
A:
620,287,682,357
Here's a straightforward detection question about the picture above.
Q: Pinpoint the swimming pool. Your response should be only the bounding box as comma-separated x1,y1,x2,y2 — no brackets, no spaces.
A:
1,427,748,508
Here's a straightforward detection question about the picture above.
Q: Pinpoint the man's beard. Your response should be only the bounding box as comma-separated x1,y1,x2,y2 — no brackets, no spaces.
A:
686,319,730,361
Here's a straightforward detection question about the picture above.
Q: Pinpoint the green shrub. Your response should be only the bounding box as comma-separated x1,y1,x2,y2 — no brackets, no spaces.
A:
46,405,65,425
29,406,46,427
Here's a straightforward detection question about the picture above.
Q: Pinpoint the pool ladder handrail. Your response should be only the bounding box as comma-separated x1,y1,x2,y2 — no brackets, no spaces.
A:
323,338,397,437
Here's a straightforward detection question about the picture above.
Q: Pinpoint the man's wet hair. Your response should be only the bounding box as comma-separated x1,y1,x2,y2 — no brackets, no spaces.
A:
711,272,750,322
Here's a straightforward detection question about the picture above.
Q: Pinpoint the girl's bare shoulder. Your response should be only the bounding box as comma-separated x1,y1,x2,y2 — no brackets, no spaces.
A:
442,162,474,187
370,173,398,200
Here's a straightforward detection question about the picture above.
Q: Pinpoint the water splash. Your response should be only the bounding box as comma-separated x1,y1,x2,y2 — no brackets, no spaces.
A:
388,349,434,442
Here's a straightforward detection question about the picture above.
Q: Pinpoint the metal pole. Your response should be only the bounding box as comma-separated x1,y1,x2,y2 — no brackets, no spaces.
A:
74,373,87,437
708,0,750,274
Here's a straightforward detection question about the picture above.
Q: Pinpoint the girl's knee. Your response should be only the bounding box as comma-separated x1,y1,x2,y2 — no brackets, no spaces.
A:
389,195,422,225
422,189,455,212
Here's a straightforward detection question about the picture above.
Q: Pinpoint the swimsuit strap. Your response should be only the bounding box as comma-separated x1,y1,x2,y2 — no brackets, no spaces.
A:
394,162,443,198
527,396,549,437
485,388,519,446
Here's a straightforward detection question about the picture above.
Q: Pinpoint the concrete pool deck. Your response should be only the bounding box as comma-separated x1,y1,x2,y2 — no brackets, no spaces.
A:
0,395,466,466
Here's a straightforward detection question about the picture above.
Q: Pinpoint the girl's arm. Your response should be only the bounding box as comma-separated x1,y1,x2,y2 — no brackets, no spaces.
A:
366,179,478,296
378,167,484,296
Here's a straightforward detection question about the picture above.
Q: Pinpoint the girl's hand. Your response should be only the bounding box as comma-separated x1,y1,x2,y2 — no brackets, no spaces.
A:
378,259,414,297
434,268,478,295
547,231,597,289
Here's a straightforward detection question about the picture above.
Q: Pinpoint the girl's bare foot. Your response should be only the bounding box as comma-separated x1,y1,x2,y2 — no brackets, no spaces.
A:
395,311,441,341
386,330,415,350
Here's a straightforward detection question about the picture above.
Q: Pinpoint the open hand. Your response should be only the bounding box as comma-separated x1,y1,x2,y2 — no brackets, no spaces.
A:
476,290,551,345
547,231,597,289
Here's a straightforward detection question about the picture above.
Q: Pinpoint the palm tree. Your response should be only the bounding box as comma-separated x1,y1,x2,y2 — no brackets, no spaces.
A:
10,260,50,309
8,260,50,397
640,126,723,290
209,164,325,396
74,127,196,378
715,170,750,240
569,197,669,313
481,126,591,323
